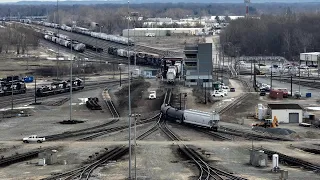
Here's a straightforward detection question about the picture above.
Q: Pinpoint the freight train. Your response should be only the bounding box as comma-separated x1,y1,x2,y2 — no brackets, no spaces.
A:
0,76,26,96
107,47,163,67
32,21,134,46
36,78,84,97
161,104,220,131
43,30,86,53
166,61,182,83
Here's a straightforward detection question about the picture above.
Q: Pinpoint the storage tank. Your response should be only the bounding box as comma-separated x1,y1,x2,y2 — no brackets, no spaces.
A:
272,154,279,170
255,104,267,120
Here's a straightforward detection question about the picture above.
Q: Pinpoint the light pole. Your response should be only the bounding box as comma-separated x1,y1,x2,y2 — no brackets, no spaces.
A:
11,76,13,110
99,25,103,66
131,113,141,180
127,1,132,179
131,12,139,69
69,14,74,122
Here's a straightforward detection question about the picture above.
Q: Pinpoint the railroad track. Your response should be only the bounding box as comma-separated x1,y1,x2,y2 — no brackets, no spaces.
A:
159,118,246,180
0,79,129,108
105,99,119,120
41,146,129,180
218,126,293,141
262,149,320,172
34,24,181,57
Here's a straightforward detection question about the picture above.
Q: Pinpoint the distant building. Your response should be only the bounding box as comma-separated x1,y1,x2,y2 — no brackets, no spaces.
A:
268,104,303,123
300,52,320,66
122,28,204,37
184,43,213,88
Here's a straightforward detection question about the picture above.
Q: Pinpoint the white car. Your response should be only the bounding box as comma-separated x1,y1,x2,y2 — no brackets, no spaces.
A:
214,89,227,96
23,135,45,143
211,91,224,97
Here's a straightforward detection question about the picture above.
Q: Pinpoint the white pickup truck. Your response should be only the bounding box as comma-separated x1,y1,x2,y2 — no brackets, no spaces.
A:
23,135,45,143
149,91,156,99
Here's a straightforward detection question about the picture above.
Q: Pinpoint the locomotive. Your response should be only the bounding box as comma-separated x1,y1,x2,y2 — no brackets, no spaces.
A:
0,76,27,96
36,78,84,97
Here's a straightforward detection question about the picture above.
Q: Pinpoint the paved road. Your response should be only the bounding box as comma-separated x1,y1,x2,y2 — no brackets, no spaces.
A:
254,76,320,98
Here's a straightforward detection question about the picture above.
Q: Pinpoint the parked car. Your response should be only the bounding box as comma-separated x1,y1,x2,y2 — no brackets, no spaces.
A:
211,91,224,97
23,135,45,143
215,89,228,96
260,90,266,96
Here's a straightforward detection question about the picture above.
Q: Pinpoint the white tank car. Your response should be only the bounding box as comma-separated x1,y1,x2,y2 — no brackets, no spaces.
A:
183,109,219,131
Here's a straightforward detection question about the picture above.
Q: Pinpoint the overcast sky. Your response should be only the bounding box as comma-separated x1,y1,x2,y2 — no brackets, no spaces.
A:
0,0,319,3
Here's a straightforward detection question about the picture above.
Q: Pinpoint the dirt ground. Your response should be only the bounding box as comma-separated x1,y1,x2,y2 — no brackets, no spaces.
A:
136,36,200,54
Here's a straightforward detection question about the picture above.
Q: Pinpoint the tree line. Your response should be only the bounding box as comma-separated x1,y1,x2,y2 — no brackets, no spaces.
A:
220,13,320,61
0,23,40,54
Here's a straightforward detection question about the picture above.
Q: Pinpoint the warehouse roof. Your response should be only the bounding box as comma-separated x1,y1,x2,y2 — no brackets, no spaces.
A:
268,104,303,110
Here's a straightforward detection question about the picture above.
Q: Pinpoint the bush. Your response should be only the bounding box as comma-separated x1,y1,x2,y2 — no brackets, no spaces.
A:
115,77,150,108
192,87,215,104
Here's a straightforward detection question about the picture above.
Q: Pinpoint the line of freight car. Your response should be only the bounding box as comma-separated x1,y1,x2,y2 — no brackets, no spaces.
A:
85,43,103,53
39,40,126,64
33,21,134,46
107,47,162,67
43,34,86,53
31,23,179,57
34,20,180,57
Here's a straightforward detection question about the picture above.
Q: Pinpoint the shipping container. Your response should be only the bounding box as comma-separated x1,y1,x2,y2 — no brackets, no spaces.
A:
269,90,283,99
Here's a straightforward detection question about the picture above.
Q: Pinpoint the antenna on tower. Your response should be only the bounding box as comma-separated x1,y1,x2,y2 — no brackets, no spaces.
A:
244,0,251,18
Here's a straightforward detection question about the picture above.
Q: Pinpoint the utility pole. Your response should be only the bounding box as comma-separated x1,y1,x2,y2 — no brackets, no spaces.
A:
119,66,122,87
56,0,60,80
204,80,207,104
130,113,140,180
250,59,253,80
270,66,273,89
11,76,13,110
34,77,37,104
179,93,182,110
290,76,293,97
127,1,132,179
69,6,74,122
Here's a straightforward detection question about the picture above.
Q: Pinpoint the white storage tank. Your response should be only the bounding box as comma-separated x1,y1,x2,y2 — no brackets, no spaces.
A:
272,154,279,169
255,104,267,120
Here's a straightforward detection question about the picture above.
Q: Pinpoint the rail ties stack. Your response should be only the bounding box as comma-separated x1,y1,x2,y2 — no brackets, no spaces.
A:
0,150,41,167
86,97,102,110
262,149,320,173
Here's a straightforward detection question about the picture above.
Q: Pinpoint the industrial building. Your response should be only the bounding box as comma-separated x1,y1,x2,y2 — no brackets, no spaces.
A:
183,43,213,88
122,28,204,37
300,52,320,66
268,104,303,123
